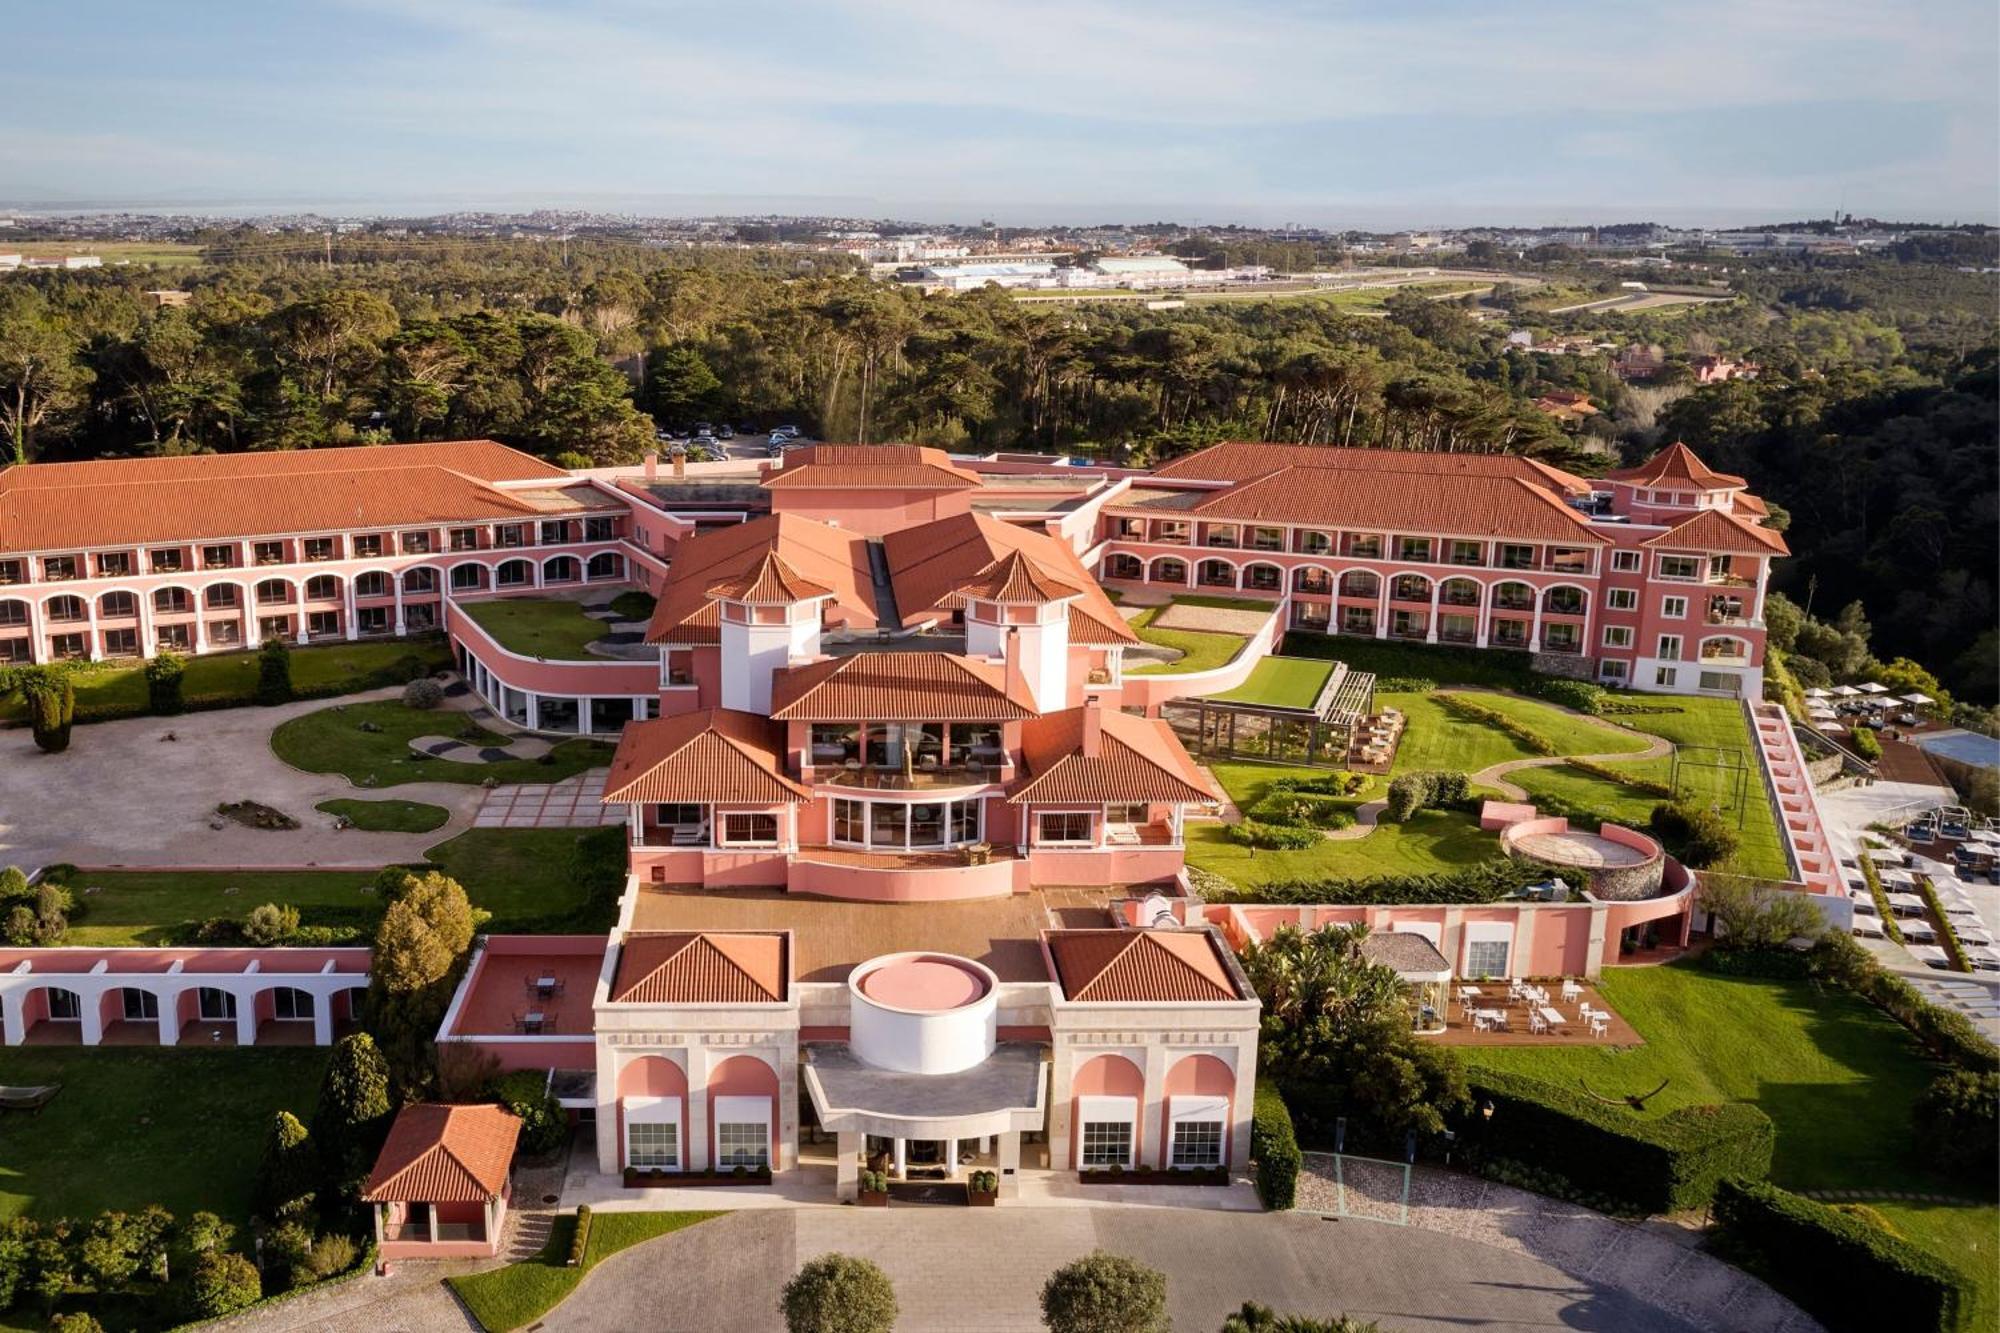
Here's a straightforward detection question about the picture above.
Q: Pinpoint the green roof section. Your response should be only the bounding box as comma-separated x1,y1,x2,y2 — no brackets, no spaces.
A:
1207,657,1336,711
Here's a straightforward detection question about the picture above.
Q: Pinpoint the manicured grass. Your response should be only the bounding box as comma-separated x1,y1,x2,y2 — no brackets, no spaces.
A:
0,1047,327,1225
460,599,612,660
449,1210,719,1331
314,797,452,832
1125,606,1249,676
1385,689,1645,777
48,829,606,943
1187,809,1493,884
1209,657,1334,709
0,637,453,722
271,699,614,787
1172,594,1276,611
1461,962,1997,1324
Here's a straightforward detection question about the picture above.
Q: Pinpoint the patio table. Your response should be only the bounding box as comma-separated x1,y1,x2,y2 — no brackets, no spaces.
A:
1474,1008,1508,1031
1537,1005,1565,1031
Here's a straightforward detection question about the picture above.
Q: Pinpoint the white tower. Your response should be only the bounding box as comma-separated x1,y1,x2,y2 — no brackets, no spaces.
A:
960,550,1079,712
711,552,831,714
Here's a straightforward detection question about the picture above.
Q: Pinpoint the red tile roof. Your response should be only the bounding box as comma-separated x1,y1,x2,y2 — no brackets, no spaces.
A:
769,651,1036,721
1045,929,1241,1003
363,1103,522,1204
1175,466,1608,544
1149,441,1591,496
610,931,788,1004
955,549,1085,604
1606,442,1746,490
706,550,836,603
602,709,810,804
645,515,877,645
761,444,982,491
0,441,570,555
1643,507,1790,556
1011,706,1217,805
881,512,1136,646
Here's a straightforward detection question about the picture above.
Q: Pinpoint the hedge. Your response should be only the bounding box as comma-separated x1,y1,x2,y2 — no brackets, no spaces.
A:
1849,725,1883,761
1711,1178,1972,1333
1564,755,1677,798
1854,847,1907,945
1250,1082,1300,1210
1434,692,1558,755
1226,821,1324,851
1915,873,1973,972
1384,769,1470,822
1247,791,1357,829
1208,857,1550,907
1457,1069,1774,1216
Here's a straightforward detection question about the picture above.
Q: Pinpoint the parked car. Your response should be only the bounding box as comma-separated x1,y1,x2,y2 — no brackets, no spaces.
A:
767,443,786,459
774,424,801,439
715,426,734,439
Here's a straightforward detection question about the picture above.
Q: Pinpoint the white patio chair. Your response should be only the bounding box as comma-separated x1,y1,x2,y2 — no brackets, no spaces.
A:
1588,1014,1610,1037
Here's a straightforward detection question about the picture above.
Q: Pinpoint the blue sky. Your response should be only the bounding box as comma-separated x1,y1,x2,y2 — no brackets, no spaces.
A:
4,0,1995,225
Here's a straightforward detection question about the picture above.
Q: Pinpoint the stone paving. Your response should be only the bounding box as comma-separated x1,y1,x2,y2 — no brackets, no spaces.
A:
474,770,621,828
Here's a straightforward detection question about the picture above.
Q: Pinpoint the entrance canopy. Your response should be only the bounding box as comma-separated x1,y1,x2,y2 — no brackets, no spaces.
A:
803,1041,1047,1141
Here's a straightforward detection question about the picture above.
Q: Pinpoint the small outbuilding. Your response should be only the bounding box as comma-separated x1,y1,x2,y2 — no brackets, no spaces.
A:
363,1103,522,1260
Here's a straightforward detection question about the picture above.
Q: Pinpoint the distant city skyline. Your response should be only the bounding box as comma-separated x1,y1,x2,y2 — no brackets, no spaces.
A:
5,0,1996,226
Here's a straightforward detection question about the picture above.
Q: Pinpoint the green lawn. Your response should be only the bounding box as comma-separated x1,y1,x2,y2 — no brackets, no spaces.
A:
1462,963,1997,1325
1385,690,1648,777
1126,604,1250,676
0,638,453,723
1188,809,1493,884
460,599,612,660
449,1211,719,1331
50,829,608,944
0,1047,327,1225
314,797,451,832
1210,658,1335,709
271,699,614,787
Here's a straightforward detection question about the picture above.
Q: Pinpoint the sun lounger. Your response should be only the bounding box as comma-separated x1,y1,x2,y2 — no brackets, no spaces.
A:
0,1085,60,1113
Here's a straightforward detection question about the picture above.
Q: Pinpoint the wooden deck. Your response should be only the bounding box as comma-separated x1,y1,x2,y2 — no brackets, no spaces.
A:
1427,979,1643,1047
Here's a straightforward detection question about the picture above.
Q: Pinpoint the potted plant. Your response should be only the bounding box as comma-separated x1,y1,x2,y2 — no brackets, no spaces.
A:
858,1169,890,1207
966,1170,999,1206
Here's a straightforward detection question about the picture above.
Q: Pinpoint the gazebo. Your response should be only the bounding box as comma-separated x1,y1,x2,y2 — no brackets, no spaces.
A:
1358,932,1452,1034
363,1103,522,1261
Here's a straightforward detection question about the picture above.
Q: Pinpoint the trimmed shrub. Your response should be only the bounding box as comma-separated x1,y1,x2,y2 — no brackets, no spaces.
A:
1212,857,1550,907
1226,821,1323,851
1648,801,1739,869
1268,771,1368,797
182,1250,263,1319
242,902,301,946
1457,1069,1773,1215
1224,1306,1383,1333
493,1069,569,1156
1434,692,1558,755
21,668,76,753
1249,791,1358,829
566,1206,591,1266
1912,1069,1998,1178
1040,1251,1169,1333
780,1253,898,1333
1384,769,1471,823
146,651,187,715
299,1233,359,1282
401,678,444,710
1250,1082,1300,1210
1849,725,1882,761
1527,677,1605,714
255,638,294,706
1565,755,1677,798
1711,1178,1972,1333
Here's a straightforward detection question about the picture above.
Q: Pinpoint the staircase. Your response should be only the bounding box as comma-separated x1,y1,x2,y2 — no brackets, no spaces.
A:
1747,701,1840,893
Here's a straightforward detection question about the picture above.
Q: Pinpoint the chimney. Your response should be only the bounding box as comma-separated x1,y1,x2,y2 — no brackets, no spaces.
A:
1081,694,1102,758
671,448,686,479
643,451,658,481
1003,628,1032,709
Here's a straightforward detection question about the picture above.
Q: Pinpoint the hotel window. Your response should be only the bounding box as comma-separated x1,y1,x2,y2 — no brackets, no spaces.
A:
1657,635,1682,661
0,640,25,665
45,596,84,623
271,988,315,1020
202,544,238,569
208,620,241,646
1497,543,1536,570
42,556,78,581
720,813,780,847
1603,626,1634,649
539,521,569,545
0,560,21,585
400,530,434,554
403,568,438,594
1599,660,1630,682
1152,520,1190,544
101,628,138,657
1699,671,1741,695
496,524,526,548
253,541,285,565
0,602,24,626
1080,1120,1134,1169
1249,526,1283,552
305,575,339,601
49,633,87,658
1395,537,1432,562
1465,938,1509,978
1346,534,1382,559
1655,667,1678,688
627,1119,679,1172
353,535,383,558
833,798,866,844
952,800,981,843
153,588,190,615
1203,524,1239,548
156,623,192,651
354,571,388,599
1605,588,1637,612
450,528,480,551
1661,596,1688,619
1448,540,1484,566
715,1122,769,1170
1037,811,1093,845
1296,530,1332,555
100,592,136,618
1658,555,1699,580
303,537,337,562
204,585,238,610
256,579,291,606
149,548,184,573
259,616,292,641
1610,550,1641,573
307,611,341,638
585,516,615,542
1170,1114,1225,1168
47,990,81,1020
196,988,237,1020
450,565,485,592
97,552,132,577
1548,547,1589,574
356,606,390,635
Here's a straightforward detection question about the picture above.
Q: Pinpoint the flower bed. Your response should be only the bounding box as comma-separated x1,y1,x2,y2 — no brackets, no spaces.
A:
621,1166,773,1188
1076,1165,1229,1186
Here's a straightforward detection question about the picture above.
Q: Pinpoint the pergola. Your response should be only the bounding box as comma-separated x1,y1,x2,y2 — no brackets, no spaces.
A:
1165,664,1376,769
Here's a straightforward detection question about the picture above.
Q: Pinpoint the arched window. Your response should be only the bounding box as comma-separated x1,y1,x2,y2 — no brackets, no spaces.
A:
1104,553,1143,581
43,596,84,623
402,568,438,595
354,572,389,599
586,552,623,581
1243,563,1281,592
0,599,26,627
1391,574,1431,603
543,556,580,584
304,575,340,602
98,591,136,618
1196,559,1236,589
496,560,533,588
1149,557,1187,585
1440,578,1481,608
1338,570,1378,599
1291,567,1331,595
450,564,487,592
256,579,292,605
203,585,239,610
1542,586,1587,616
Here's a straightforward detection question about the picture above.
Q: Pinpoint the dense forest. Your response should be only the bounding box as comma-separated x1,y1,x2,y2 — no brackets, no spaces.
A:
0,237,1992,698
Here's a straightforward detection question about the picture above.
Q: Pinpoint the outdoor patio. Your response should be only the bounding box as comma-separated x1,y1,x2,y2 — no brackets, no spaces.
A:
1428,977,1642,1047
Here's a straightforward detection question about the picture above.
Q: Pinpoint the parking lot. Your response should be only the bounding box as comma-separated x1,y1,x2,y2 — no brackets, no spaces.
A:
654,425,816,463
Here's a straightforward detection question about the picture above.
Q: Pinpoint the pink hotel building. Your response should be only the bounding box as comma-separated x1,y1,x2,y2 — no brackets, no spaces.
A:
0,438,1780,1198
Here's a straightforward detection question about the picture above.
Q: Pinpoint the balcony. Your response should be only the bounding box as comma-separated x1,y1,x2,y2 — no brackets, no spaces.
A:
1706,572,1754,589
1700,647,1750,666
812,761,1008,791
1540,640,1584,656
1202,534,1239,549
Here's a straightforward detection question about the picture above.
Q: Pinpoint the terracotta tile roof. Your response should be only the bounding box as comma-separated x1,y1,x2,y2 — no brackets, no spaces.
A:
610,931,788,1004
761,444,982,491
1010,705,1217,804
955,549,1085,604
1642,507,1790,556
645,515,877,645
602,709,810,804
1149,441,1591,496
363,1103,522,1204
1605,441,1746,490
769,651,1036,721
881,512,1137,646
1179,467,1608,544
1045,929,1241,1003
1733,491,1769,517
0,441,568,555
706,550,836,603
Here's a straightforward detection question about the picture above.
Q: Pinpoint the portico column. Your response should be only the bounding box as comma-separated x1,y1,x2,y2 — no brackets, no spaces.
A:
158,994,179,1046
892,1137,907,1178
1529,601,1544,654
137,594,155,657
295,584,310,645
1142,1043,1170,1169
998,1131,1021,1199
236,997,258,1047
24,599,44,665
1425,584,1440,644
343,579,358,641
1,990,25,1046
1476,592,1490,648
85,598,101,661
313,996,333,1046
687,1048,711,1173
427,1204,440,1244
192,609,207,654
1374,579,1388,639
79,997,104,1046
835,1131,862,1201
595,1047,620,1175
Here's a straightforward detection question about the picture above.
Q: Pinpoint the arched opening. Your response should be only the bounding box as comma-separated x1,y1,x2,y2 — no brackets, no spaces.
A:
255,578,293,606
1242,563,1282,593
542,555,580,585
42,595,85,624
353,571,391,600
495,559,534,589
708,1054,779,1171
1103,553,1143,582
97,591,137,619
1542,585,1587,616
1195,559,1237,590
1338,570,1378,599
1490,580,1535,611
1439,577,1481,608
101,986,163,1043
303,574,342,603
586,552,624,582
1291,566,1332,596
618,1055,689,1172
1070,1053,1144,1170
1161,1054,1235,1168
1389,573,1431,604
1148,557,1187,585
449,563,489,593
17,985,83,1042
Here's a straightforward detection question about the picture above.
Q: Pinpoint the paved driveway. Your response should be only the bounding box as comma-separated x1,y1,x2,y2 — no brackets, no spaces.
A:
0,688,485,869
536,1206,1787,1333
